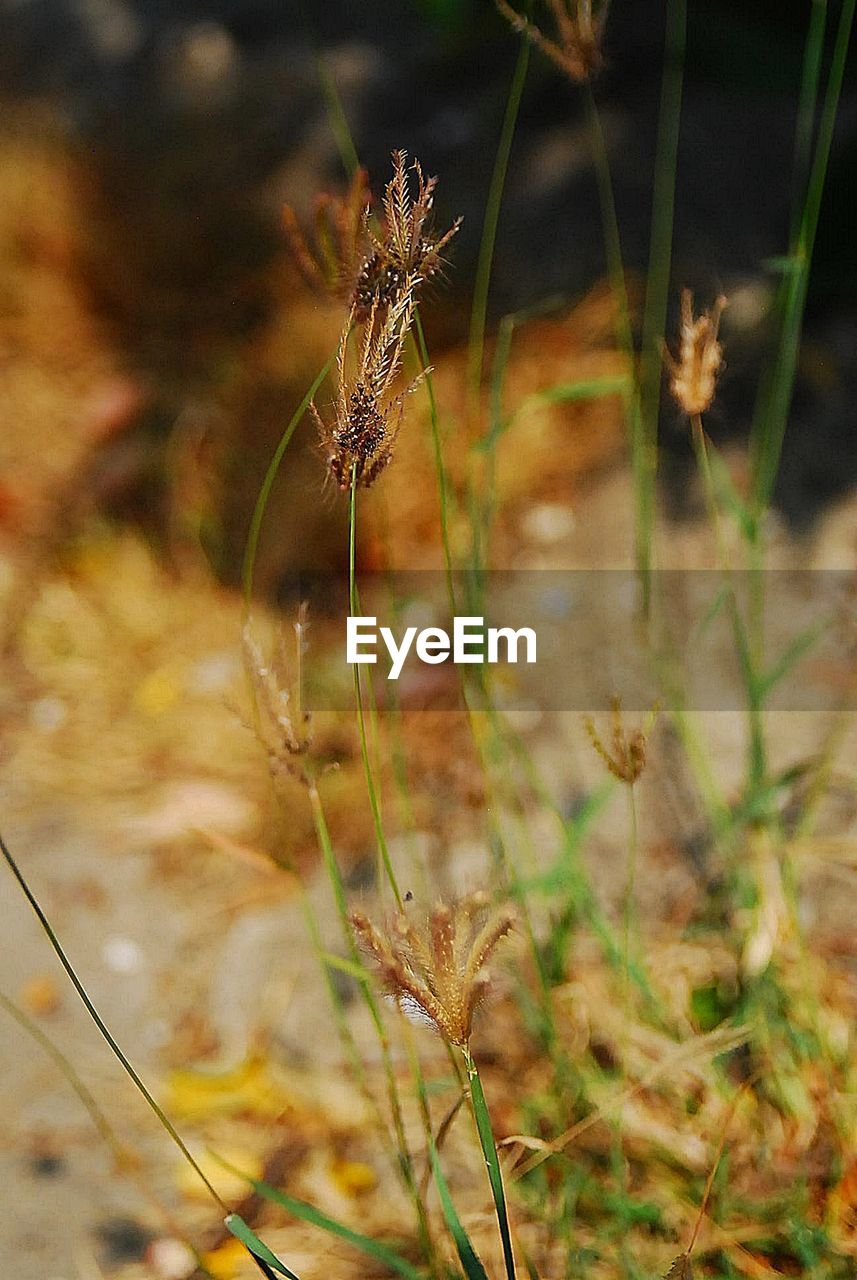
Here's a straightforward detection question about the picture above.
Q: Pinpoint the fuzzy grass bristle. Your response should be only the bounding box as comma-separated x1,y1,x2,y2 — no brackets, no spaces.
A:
350,894,515,1047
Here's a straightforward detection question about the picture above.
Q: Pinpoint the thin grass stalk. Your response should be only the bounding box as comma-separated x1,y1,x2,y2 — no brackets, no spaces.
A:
0,989,130,1166
464,1046,517,1280
349,468,404,909
414,311,458,620
466,30,531,415
638,0,687,548
242,356,335,610
790,0,828,246
489,709,660,1011
0,829,231,1213
307,782,437,1265
0,991,221,1279
750,0,855,514
579,79,647,605
691,415,767,794
295,0,360,179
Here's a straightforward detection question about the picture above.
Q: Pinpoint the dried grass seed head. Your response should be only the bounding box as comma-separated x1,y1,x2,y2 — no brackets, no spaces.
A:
350,893,516,1046
243,607,312,781
282,167,372,299
496,0,608,84
312,281,427,490
584,695,651,784
667,289,727,417
353,150,461,319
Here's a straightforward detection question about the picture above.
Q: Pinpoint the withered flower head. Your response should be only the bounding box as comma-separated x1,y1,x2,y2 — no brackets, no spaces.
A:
667,289,727,417
282,167,372,299
496,0,608,84
584,695,652,785
350,894,515,1047
353,150,461,319
243,607,312,782
311,283,427,490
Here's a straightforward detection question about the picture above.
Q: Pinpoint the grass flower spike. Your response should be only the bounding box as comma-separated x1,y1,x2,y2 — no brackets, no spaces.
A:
282,167,372,299
312,285,426,489
350,894,515,1047
584,695,651,784
667,289,727,417
354,150,461,319
496,0,608,84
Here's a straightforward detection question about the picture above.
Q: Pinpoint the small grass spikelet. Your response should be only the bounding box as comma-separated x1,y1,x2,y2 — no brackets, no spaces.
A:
350,893,515,1047
667,289,727,416
495,0,608,84
353,149,461,319
282,167,372,299
242,605,312,783
311,282,427,489
584,694,652,784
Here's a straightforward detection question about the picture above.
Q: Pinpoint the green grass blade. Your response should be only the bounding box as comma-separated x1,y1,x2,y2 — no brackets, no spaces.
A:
428,1140,490,1280
222,1166,423,1280
0,829,229,1213
750,0,855,511
465,1052,516,1280
466,30,530,410
225,1214,301,1279
478,374,631,451
757,621,827,701
242,355,334,609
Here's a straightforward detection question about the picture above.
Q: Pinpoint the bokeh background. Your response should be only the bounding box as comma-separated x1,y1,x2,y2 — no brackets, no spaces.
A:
2,3,857,1278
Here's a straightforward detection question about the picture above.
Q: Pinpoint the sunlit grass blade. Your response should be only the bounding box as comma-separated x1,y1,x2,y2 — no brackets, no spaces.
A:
464,1050,516,1280
428,1139,490,1280
219,1160,423,1280
225,1214,300,1279
478,373,631,451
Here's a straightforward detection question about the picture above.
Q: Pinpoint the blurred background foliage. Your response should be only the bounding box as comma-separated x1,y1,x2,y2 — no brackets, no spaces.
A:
1,0,855,581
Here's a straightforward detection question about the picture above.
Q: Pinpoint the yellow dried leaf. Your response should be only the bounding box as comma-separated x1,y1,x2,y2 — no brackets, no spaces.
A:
168,1054,293,1122
175,1145,263,1204
330,1156,376,1197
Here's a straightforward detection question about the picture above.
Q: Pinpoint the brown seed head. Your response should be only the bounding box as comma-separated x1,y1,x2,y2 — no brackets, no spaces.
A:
350,894,515,1046
312,282,427,490
667,289,727,417
282,167,372,299
496,0,608,84
352,150,461,319
584,695,653,785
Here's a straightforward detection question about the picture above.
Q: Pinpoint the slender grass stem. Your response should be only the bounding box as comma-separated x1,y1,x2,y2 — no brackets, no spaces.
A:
0,989,129,1163
242,356,335,611
414,310,457,618
639,0,687,441
349,469,403,909
750,0,855,513
464,1047,517,1280
580,85,645,589
0,829,228,1212
466,33,530,415
0,991,220,1279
